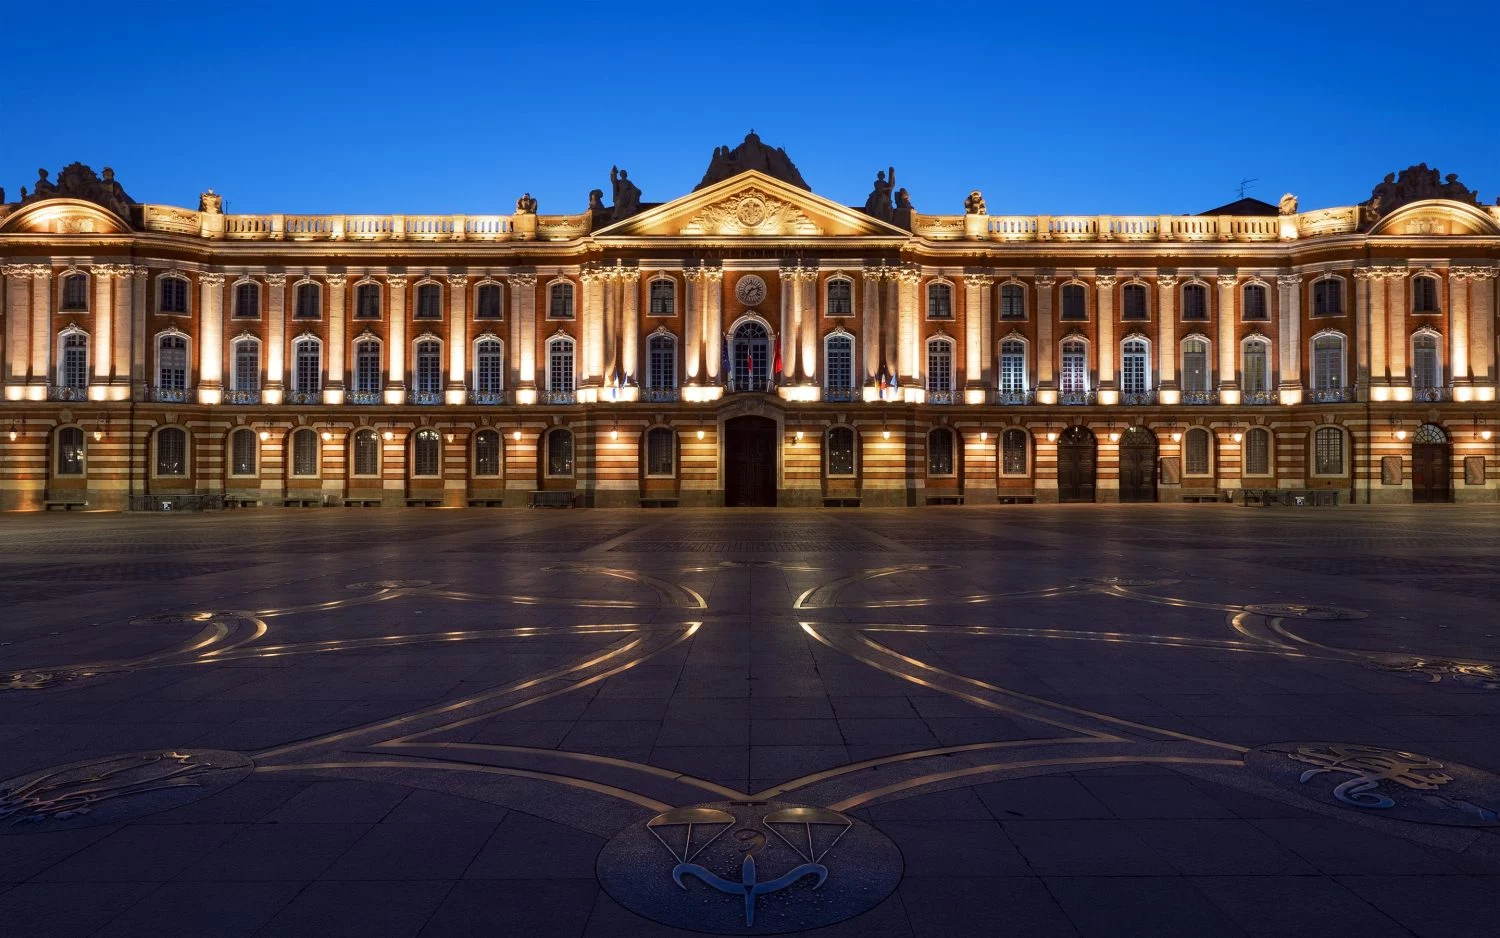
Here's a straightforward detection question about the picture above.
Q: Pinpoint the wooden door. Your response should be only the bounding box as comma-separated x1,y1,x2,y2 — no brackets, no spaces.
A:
725,416,777,506
1057,428,1096,503
1412,444,1451,503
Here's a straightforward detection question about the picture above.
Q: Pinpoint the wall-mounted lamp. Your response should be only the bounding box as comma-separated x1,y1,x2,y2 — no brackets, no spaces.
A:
1108,421,1119,443
382,430,394,441
321,430,333,442
1393,418,1407,442
1046,419,1057,443
445,431,455,444
1169,421,1181,443
881,415,891,440
258,429,270,442
610,418,619,441
513,429,522,442
795,429,804,442
7,422,18,443
1478,414,1492,442
979,427,988,442
1231,423,1243,444
93,417,107,442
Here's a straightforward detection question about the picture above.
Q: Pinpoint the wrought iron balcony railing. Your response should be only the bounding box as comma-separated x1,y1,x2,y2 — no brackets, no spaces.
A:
285,390,321,405
992,389,1036,405
1058,390,1097,405
822,386,859,403
926,389,959,405
1119,391,1157,406
1412,385,1452,403
48,385,89,402
1307,386,1355,403
1241,388,1279,405
1180,389,1219,405
726,377,775,394
406,390,443,406
642,386,681,403
347,390,382,405
467,389,510,405
151,387,190,403
543,389,577,404
223,389,261,405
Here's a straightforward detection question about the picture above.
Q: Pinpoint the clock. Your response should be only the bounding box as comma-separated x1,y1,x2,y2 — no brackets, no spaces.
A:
735,274,767,307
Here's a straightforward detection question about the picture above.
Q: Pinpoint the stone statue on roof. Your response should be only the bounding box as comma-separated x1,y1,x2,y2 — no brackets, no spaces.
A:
964,190,987,215
19,163,134,219
863,168,895,222
1278,193,1297,215
694,131,811,191
1364,163,1479,219
610,166,642,221
515,192,537,215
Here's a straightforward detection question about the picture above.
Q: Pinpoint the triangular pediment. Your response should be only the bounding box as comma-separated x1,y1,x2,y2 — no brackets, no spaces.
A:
593,171,909,239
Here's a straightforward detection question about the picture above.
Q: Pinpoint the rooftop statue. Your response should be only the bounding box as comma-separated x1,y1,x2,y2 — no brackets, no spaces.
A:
610,166,642,221
18,163,135,219
964,190,987,215
695,130,811,191
515,192,537,215
1364,163,1480,219
862,167,896,222
199,189,223,214
1278,192,1298,215
588,188,606,212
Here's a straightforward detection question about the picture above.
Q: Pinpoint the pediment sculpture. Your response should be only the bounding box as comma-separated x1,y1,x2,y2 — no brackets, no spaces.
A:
1363,163,1480,219
18,163,135,220
679,189,820,236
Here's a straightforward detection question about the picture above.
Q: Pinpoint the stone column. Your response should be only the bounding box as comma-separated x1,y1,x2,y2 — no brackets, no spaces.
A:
92,266,114,384
621,267,639,385
1386,270,1408,385
800,269,817,383
861,269,881,383
704,266,723,381
1216,272,1237,393
683,267,702,382
779,267,798,381
386,275,407,393
1468,268,1497,388
1277,273,1301,391
603,267,619,385
1156,273,1178,391
580,267,603,387
1449,269,1470,386
445,274,466,395
3,266,30,384
897,264,921,383
1035,275,1055,389
326,274,348,395
1355,268,1383,390
266,273,287,394
978,274,993,385
506,271,521,389
963,271,989,389
30,266,52,390
132,268,148,395
512,272,537,390
111,265,133,386
882,275,899,380
1095,274,1116,390
197,272,225,400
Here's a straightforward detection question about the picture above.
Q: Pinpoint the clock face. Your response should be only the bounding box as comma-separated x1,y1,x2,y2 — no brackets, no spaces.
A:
735,275,767,307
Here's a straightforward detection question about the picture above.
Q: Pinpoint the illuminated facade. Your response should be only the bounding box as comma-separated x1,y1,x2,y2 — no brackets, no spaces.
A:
2,140,1498,509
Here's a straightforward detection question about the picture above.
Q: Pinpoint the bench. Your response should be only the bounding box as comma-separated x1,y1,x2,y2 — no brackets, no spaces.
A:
822,497,861,508
530,491,573,508
343,498,383,508
282,497,325,508
43,499,88,511
997,495,1037,505
640,498,680,508
467,498,507,507
925,495,965,506
222,497,260,509
1182,494,1227,503
404,498,443,508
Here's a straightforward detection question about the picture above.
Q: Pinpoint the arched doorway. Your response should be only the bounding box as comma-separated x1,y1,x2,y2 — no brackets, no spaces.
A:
724,415,777,506
729,321,772,393
1411,423,1452,503
1118,426,1158,503
1057,425,1096,503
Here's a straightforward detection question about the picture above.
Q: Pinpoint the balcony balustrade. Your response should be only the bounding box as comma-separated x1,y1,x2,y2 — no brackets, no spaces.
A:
543,390,577,404
1180,389,1219,405
993,389,1036,405
1412,385,1452,403
223,389,261,405
642,387,681,403
151,387,190,403
406,390,443,405
467,389,510,405
1307,386,1356,403
48,385,89,402
1241,389,1279,405
285,390,321,405
1058,390,1097,405
347,390,382,405
1119,391,1157,406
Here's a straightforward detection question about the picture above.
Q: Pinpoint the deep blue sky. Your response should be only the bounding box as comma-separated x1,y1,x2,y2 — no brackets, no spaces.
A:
4,1,1497,217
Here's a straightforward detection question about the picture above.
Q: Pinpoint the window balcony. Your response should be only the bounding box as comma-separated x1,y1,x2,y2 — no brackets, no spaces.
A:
467,389,510,405
48,385,89,402
223,389,261,405
151,387,191,403
1412,385,1452,403
1058,390,1098,405
926,389,959,405
726,377,775,394
1119,391,1156,406
1241,389,1279,405
1308,386,1355,403
406,390,443,406
543,390,577,404
347,390,382,405
643,387,681,403
285,390,321,405
1180,389,1219,405
822,386,859,403
992,389,1036,405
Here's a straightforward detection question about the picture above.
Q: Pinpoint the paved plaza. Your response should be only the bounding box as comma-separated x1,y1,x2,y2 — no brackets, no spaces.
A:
3,505,1500,936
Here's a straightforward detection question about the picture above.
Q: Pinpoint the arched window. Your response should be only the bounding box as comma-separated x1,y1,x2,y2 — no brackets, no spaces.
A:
648,333,677,390
1244,428,1271,476
232,338,260,392
546,428,574,477
56,427,85,475
827,278,853,316
1311,334,1345,389
646,426,675,477
999,339,1027,393
926,338,954,393
1121,338,1150,394
1060,283,1087,320
1060,339,1088,393
648,278,675,316
1184,427,1211,475
1182,283,1208,320
412,428,441,476
825,334,854,390
1312,277,1343,316
291,428,319,477
927,282,953,319
1412,332,1441,389
355,282,381,319
1000,283,1025,320
230,428,257,476
474,429,501,476
475,283,502,319
730,321,771,391
159,275,189,314
61,272,89,312
155,427,187,476
157,334,188,390
1412,275,1440,314
293,338,322,393
1122,283,1149,320
415,283,442,319
1242,283,1269,321
352,429,380,476
1413,423,1447,445
549,281,574,319
414,339,442,393
827,426,856,477
354,339,382,394
234,281,260,319
1181,337,1210,392
294,281,321,319
547,336,575,393
1313,426,1345,475
474,339,504,393
1241,338,1270,392
1001,428,1028,475
927,427,955,475
59,332,89,388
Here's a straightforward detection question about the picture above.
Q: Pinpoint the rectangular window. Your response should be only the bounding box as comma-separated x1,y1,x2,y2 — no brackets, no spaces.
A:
648,339,676,389
649,280,675,316
232,431,257,476
550,343,575,392
159,278,188,314
356,284,381,319
1413,277,1439,313
296,345,322,393
1061,346,1087,393
1122,284,1148,320
927,284,953,319
234,282,260,319
416,284,442,319
475,284,502,319
1315,428,1343,474
828,280,853,316
1182,345,1209,391
827,428,856,476
355,344,381,393
647,429,675,476
1313,279,1343,316
1061,284,1086,320
1182,284,1208,320
826,339,853,389
1242,343,1269,391
1243,284,1268,320
926,344,952,392
1001,431,1027,475
550,283,574,319
57,428,85,475
1246,431,1269,475
1000,284,1025,319
234,343,259,391
62,275,89,312
999,343,1026,393
295,284,320,319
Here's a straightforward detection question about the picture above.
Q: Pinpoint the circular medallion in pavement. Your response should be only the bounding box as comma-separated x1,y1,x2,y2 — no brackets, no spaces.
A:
1072,576,1180,588
1246,742,1500,826
1368,657,1500,690
0,749,254,834
0,668,94,691
1243,602,1365,620
345,579,431,591
597,801,902,934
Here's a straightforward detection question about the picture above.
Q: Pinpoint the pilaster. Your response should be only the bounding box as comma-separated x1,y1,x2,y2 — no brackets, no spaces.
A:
704,266,723,381
29,265,52,388
131,268,148,395
1035,274,1055,389
779,267,799,381
1449,269,1469,386
4,266,32,386
601,266,618,385
1467,267,1497,389
1156,273,1178,391
1095,274,1116,390
1216,273,1237,393
1355,267,1383,390
1386,269,1408,385
512,272,537,390
1277,273,1302,392
580,267,603,387
861,269,880,382
91,266,114,384
325,274,348,397
386,274,407,395
620,267,639,385
111,265,133,385
265,273,287,394
963,271,992,389
897,264,920,383
683,266,702,382
799,268,817,383
445,274,466,394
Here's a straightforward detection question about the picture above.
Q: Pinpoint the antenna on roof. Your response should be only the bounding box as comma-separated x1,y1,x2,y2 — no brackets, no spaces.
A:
1235,178,1259,199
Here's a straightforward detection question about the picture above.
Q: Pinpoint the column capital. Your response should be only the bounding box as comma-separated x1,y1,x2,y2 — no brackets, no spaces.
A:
200,272,225,287
1216,273,1238,289
683,266,704,283
265,273,287,287
618,267,640,283
4,264,34,280
133,267,149,282
325,273,348,288
1033,275,1056,289
30,264,53,280
1156,274,1179,290
965,272,995,288
510,273,536,288
1093,274,1115,289
1277,273,1302,288
703,265,724,283
896,264,921,285
386,275,408,289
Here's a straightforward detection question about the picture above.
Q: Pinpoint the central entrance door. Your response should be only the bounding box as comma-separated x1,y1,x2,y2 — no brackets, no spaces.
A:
1411,423,1452,503
1057,426,1097,503
725,415,777,506
1118,427,1158,503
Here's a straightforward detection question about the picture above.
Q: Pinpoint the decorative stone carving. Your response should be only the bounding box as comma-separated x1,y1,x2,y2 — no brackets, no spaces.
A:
863,167,896,222
695,130,810,191
587,189,606,212
1278,192,1298,215
1364,163,1480,219
679,188,820,236
264,273,286,287
199,272,225,287
965,190,987,214
514,192,537,215
610,166,642,221
894,188,913,211
18,163,134,219
510,272,537,288
198,189,223,214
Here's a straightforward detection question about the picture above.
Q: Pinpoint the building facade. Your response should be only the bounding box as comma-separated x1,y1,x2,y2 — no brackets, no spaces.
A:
2,140,1498,510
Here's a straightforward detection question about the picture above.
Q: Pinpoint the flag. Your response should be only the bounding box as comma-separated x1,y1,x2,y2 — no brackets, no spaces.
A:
772,343,783,383
878,371,887,392
720,339,730,384
743,347,754,388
